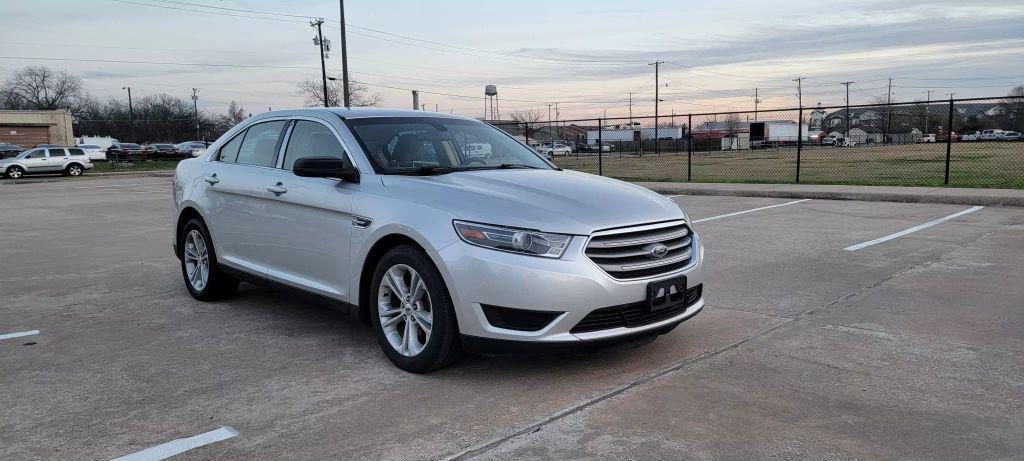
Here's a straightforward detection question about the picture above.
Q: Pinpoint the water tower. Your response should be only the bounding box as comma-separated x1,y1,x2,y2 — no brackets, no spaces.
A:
484,85,499,120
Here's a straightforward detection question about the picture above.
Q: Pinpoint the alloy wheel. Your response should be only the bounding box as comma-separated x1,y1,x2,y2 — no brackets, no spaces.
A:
377,264,433,357
69,165,82,176
183,229,210,291
7,167,22,179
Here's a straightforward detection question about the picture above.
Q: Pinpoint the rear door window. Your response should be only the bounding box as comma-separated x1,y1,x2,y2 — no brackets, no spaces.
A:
68,148,85,156
236,121,287,167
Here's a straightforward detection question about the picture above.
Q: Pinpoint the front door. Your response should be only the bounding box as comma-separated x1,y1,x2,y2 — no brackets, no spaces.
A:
261,119,355,301
20,149,49,172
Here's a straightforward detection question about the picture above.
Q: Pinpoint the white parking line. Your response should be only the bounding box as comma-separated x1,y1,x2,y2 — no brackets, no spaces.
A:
0,330,39,341
691,199,812,223
110,427,238,461
844,206,985,251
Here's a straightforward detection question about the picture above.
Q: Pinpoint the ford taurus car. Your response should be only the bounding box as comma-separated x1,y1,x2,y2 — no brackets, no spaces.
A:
171,108,705,372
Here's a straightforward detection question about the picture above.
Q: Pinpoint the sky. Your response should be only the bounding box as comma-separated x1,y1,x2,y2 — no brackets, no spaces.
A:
1,0,1023,120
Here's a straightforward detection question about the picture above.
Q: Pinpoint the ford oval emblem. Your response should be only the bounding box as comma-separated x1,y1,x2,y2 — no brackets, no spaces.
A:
646,243,669,259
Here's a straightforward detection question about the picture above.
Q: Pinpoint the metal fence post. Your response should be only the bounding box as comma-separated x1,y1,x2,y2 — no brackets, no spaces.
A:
598,118,603,176
945,97,954,185
796,106,803,183
687,114,693,181
524,122,530,146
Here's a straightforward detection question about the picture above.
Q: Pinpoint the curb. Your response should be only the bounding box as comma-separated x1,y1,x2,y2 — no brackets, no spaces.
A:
642,185,1024,207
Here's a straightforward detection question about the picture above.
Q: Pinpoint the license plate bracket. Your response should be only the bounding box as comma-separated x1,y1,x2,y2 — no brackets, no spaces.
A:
647,276,687,312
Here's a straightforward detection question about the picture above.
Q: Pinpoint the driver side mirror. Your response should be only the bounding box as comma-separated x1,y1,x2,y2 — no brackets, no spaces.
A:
293,156,360,183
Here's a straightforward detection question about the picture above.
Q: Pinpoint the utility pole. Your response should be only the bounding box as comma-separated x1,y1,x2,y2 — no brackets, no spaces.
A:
753,87,761,121
311,18,329,107
841,81,853,138
411,90,419,110
338,0,351,107
628,93,633,124
885,77,893,143
191,88,199,141
122,86,134,141
649,61,663,150
924,89,933,134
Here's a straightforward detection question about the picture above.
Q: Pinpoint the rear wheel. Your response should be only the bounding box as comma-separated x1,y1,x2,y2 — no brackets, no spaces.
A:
65,164,84,176
5,166,24,179
370,245,461,373
179,218,238,301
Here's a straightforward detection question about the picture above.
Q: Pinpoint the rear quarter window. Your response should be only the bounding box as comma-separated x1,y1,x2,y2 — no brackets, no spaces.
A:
68,148,85,156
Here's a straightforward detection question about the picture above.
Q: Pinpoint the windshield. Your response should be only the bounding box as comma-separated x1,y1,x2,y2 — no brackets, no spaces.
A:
345,117,553,174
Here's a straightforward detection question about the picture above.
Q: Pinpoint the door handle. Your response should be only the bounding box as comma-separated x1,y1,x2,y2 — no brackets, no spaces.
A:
266,182,288,195
204,174,219,185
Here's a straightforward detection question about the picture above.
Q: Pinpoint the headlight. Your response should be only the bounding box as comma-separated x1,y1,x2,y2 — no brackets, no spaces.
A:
453,221,571,258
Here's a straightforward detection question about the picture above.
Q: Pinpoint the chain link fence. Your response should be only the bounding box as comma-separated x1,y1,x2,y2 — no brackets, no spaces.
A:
491,96,1024,188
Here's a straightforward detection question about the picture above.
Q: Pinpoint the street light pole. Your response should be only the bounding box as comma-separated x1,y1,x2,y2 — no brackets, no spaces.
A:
122,86,134,141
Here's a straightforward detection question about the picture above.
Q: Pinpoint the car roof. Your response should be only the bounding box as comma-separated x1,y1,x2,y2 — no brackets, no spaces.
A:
246,107,477,123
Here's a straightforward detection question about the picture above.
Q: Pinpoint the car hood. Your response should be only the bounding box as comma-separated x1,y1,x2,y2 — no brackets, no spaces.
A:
380,169,684,235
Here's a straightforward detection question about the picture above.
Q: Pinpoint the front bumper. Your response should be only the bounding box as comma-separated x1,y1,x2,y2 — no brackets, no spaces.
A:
435,231,705,344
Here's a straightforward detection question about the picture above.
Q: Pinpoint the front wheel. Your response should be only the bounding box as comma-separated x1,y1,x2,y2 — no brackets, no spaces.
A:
370,245,461,373
179,218,239,301
5,166,24,179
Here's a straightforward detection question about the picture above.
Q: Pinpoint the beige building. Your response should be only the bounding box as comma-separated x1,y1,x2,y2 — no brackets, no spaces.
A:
0,110,75,147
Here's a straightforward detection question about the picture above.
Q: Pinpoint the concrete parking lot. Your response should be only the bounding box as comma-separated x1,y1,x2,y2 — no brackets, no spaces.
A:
1,175,1022,460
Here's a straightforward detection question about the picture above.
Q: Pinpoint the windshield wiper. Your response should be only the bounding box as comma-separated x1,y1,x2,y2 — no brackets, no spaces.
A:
392,165,459,176
496,163,543,169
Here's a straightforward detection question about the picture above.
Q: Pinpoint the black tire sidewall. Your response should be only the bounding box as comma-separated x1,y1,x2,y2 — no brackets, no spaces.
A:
370,245,459,373
179,218,235,301
7,166,23,178
67,164,83,176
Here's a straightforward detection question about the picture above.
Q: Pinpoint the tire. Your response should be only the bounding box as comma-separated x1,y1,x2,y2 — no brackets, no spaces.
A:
179,218,239,301
5,165,24,179
370,244,461,373
65,164,84,177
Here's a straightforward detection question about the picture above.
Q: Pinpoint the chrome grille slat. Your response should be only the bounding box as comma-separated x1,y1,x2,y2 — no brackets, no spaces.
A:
585,222,695,279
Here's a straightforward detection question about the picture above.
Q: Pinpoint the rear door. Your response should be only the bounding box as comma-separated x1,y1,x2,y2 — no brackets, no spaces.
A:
260,119,356,301
46,148,68,171
202,120,289,277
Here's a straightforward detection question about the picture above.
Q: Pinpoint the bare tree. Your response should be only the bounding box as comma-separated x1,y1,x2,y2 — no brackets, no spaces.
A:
296,79,381,108
507,109,544,124
0,66,91,113
226,101,246,125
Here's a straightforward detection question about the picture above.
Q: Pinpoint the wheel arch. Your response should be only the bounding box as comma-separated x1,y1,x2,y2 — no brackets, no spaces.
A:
174,206,206,259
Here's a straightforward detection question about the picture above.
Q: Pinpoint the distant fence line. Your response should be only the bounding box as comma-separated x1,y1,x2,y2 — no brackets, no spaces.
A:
490,96,1024,188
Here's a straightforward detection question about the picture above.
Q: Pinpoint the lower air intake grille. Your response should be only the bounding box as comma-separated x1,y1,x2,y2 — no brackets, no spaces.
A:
571,284,702,334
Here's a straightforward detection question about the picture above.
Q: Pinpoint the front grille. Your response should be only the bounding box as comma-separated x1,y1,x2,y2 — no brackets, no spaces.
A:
571,284,702,334
585,221,694,279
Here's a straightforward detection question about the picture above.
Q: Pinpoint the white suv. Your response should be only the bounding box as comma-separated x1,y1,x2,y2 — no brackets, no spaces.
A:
1,147,93,178
172,108,705,372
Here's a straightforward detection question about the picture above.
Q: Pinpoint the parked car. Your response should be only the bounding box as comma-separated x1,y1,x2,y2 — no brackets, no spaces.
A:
917,134,936,143
980,129,1004,141
462,142,492,158
146,143,185,160
172,108,704,372
579,143,612,153
76,144,108,161
821,135,856,147
1002,131,1022,141
175,141,208,157
960,131,980,141
0,142,23,158
107,143,145,161
537,143,573,156
1,147,93,178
